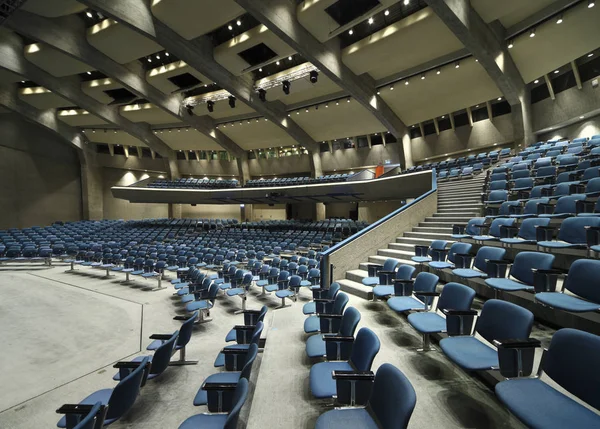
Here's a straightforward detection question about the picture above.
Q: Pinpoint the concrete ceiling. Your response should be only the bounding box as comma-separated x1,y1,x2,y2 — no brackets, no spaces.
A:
0,0,598,152
58,109,107,126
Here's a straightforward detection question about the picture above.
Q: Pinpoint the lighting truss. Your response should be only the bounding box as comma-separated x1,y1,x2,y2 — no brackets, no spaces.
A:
254,63,319,92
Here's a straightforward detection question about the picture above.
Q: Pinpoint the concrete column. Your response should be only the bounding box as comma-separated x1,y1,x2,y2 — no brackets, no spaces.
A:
169,204,182,219
165,155,181,179
236,155,251,186
512,90,535,151
315,203,326,221
241,204,253,222
402,132,414,169
310,151,323,179
79,150,104,220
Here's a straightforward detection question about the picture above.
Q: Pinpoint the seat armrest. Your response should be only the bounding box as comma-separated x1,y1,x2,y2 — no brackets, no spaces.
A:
332,370,375,381
221,348,249,355
493,338,541,349
149,334,174,340
316,313,343,319
113,361,144,369
234,325,255,331
393,279,415,296
535,225,556,242
173,315,188,321
454,253,474,269
202,382,238,391
576,200,596,214
323,335,354,342
378,270,396,274
431,248,449,261
242,309,261,315
56,404,97,415
452,224,466,235
443,309,478,316
499,225,519,239
531,268,563,293
444,309,477,336
313,298,334,303
418,292,440,297
537,203,555,215
485,259,511,278
414,245,430,257
392,278,415,283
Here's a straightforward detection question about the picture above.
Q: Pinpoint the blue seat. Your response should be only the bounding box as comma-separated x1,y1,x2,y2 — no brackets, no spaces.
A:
306,307,361,358
226,272,254,311
275,274,302,307
485,190,508,205
361,258,399,286
428,242,472,270
373,265,415,299
315,364,416,429
304,292,349,334
387,272,439,313
193,343,258,406
185,282,219,317
225,306,268,342
509,198,549,219
303,282,340,315
178,378,248,429
536,259,600,312
57,357,150,427
452,217,485,239
440,300,534,371
264,270,289,293
411,240,447,263
407,282,476,351
496,329,600,429
114,332,178,381
539,194,587,218
537,216,600,249
485,251,555,293
451,246,506,279
472,218,516,242
310,328,380,399
214,322,263,367
500,217,551,245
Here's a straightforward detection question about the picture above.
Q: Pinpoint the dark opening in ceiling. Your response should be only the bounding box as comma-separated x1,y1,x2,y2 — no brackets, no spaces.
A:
104,88,136,104
168,73,202,90
238,43,278,67
325,0,380,26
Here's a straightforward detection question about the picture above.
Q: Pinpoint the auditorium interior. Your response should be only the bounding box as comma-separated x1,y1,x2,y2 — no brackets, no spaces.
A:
1,1,600,428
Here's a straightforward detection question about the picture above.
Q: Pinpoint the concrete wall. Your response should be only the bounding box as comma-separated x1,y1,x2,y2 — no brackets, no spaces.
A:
102,167,168,220
0,113,82,228
538,115,600,141
358,200,405,223
410,115,514,162
326,191,437,285
180,203,242,221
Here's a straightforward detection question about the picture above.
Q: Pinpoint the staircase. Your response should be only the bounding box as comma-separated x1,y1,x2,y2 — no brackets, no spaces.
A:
339,173,487,299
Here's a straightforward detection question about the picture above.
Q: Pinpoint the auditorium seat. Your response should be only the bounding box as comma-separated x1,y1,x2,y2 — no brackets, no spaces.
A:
387,272,439,313
57,357,150,428
411,240,448,264
306,307,361,359
147,311,199,365
310,328,380,399
315,364,416,429
214,322,264,368
427,242,472,270
225,306,268,342
373,265,416,300
361,258,399,287
451,246,507,279
407,282,476,351
303,282,340,315
114,332,178,381
499,217,551,245
495,329,600,429
304,292,349,334
485,252,555,294
440,300,534,371
56,402,105,429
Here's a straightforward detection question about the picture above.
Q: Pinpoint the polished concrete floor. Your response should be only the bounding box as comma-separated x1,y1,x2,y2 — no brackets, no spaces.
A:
0,263,559,429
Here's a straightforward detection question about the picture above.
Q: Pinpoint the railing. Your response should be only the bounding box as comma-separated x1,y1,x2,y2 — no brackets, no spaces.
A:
319,169,437,288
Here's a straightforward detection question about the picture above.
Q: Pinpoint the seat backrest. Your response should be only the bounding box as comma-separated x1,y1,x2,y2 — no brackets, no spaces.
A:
510,251,555,285
474,246,506,272
523,197,549,215
413,272,439,306
489,180,507,191
107,356,150,422
513,177,533,188
382,258,399,272
396,265,416,280
586,177,600,194
564,259,600,305
69,402,103,429
476,300,533,345
430,240,447,251
150,331,178,376
554,194,586,214
447,242,472,264
239,343,259,380
334,307,361,338
350,328,380,371
542,328,600,411
488,190,507,202
557,216,600,244
177,311,198,348
518,217,551,240
438,282,476,312
223,378,249,429
465,218,485,235
489,218,515,237
249,321,264,346
370,364,416,429
332,292,349,314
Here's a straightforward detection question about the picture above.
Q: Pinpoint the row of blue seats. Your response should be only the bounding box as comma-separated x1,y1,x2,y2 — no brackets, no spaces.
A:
147,178,239,189
357,255,600,428
245,173,352,187
405,148,513,175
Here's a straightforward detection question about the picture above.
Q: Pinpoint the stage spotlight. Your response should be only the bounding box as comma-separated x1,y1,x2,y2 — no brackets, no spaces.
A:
228,96,236,108
206,100,214,113
282,80,291,95
310,70,318,84
258,88,267,102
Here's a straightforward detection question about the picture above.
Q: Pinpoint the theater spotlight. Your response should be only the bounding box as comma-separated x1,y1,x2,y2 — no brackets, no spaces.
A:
228,96,236,108
310,70,318,84
258,88,267,102
207,100,214,113
282,80,291,95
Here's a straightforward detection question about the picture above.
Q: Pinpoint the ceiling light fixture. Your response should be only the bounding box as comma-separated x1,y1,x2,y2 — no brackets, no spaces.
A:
589,0,595,8
86,71,92,75
404,0,410,4
384,9,389,16
554,69,560,74
147,58,151,62
530,28,536,38
276,61,280,65
165,52,169,57
436,69,441,75
228,25,233,30
421,74,425,80
390,85,394,90
368,17,374,25
508,40,514,49
288,56,292,61
534,79,539,84
497,97,502,101
455,62,460,68
589,53,595,57
236,19,242,26
349,29,354,35
259,68,263,72
556,15,563,24
347,98,351,103
86,11,93,18
405,80,409,85
310,70,318,83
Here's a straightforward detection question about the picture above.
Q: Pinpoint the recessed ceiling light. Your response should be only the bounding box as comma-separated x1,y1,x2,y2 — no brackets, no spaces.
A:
580,116,585,119
530,29,536,38
534,79,539,84
405,80,409,85
147,58,151,62
377,90,381,95
589,1,595,8
404,0,410,4
475,104,480,108
276,61,280,65
455,62,460,68
554,69,560,74
589,53,595,57
228,25,233,30
236,20,242,26
86,71,91,75
348,29,354,35
368,17,374,25
165,52,169,57
86,11,93,18
556,15,563,24
508,40,514,49
384,9,390,16
288,56,292,61
421,74,425,80
497,97,502,101
436,69,441,75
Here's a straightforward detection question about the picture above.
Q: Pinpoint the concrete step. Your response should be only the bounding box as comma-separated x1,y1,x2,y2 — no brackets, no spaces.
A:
425,216,473,223
403,231,453,240
433,212,479,217
438,197,482,204
376,248,418,262
346,269,370,284
412,226,453,234
338,278,373,300
419,221,460,227
395,236,455,246
387,242,417,252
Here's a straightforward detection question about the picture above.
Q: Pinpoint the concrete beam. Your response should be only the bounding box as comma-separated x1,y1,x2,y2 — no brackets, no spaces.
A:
78,0,321,154
486,101,493,121
0,83,104,220
433,117,440,135
424,0,526,107
236,155,250,185
0,30,180,178
5,10,246,158
466,106,474,127
571,60,583,90
544,74,556,100
449,112,456,130
235,0,409,143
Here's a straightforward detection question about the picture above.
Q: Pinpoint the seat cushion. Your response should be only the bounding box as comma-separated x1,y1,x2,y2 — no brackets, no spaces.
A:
310,361,353,398
485,278,533,292
315,408,378,429
56,389,115,428
178,413,228,429
452,268,487,278
256,279,269,287
225,328,236,342
373,285,394,298
387,296,425,313
535,292,600,313
303,302,316,315
537,240,584,249
472,235,497,241
306,334,326,358
411,256,431,263
304,315,320,333
499,238,536,245
226,288,245,296
495,378,600,429
428,261,454,269
439,336,498,370
193,372,242,406
407,312,446,334
186,300,213,312
265,284,278,292
361,276,379,286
